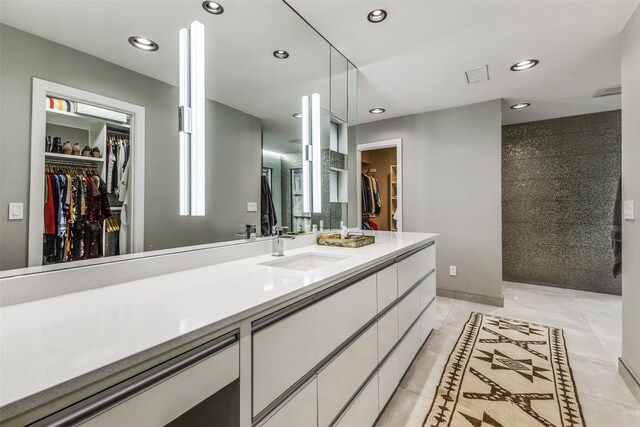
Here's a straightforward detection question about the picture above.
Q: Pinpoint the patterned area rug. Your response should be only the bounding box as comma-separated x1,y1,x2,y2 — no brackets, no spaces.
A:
424,312,586,427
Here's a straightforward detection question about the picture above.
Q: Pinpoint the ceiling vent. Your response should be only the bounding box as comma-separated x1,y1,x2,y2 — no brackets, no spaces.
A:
464,65,489,84
593,84,621,98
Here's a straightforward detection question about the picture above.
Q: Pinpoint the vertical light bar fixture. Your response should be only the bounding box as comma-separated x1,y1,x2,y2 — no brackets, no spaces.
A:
311,93,322,213
179,21,205,216
301,95,311,214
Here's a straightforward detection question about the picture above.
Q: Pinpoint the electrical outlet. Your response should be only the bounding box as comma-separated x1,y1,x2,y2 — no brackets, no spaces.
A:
449,265,457,276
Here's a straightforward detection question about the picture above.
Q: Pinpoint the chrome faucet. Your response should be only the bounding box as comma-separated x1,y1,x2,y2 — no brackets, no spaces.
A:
272,226,295,256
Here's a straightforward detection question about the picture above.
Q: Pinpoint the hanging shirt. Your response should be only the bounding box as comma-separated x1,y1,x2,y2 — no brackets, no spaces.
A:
44,175,56,235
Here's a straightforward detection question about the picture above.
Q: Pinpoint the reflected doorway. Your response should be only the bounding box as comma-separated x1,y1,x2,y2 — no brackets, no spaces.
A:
357,139,403,232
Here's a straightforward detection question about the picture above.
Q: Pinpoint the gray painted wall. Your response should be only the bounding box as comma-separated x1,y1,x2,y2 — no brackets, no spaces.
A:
621,4,640,394
357,100,503,301
502,111,622,295
0,24,261,270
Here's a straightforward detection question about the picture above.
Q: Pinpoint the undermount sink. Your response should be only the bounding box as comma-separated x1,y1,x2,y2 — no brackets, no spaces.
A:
260,252,347,271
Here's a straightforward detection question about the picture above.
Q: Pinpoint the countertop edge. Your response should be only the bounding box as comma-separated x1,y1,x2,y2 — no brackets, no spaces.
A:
0,234,437,424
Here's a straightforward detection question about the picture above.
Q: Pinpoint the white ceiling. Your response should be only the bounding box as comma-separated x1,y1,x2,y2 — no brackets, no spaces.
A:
0,0,330,154
289,0,638,125
1,0,637,139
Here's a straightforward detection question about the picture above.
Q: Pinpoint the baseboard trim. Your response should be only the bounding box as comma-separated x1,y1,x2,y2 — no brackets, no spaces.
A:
619,357,640,403
436,288,503,307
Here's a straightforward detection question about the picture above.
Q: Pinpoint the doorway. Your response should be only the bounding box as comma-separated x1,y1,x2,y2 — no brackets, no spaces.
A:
357,139,402,231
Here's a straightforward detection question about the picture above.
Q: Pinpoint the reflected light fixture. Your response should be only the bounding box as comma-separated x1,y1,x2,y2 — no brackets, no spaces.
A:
292,113,302,118
179,21,206,216
128,36,159,51
510,59,539,71
262,150,282,159
301,95,311,213
510,102,531,109
311,93,321,213
369,108,385,114
367,9,387,23
202,1,224,14
273,50,289,59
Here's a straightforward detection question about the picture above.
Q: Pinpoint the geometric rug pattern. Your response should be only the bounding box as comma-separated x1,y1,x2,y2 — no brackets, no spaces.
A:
423,312,586,426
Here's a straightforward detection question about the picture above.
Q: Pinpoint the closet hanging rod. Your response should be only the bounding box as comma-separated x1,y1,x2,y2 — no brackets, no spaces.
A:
364,168,377,173
45,158,100,169
106,129,131,138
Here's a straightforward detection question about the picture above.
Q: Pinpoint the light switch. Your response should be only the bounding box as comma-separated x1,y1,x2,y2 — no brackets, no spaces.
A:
247,202,258,212
624,200,635,220
9,202,24,220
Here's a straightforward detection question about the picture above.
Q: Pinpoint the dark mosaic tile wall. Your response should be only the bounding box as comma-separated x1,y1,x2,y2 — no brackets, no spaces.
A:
502,111,622,295
280,149,344,232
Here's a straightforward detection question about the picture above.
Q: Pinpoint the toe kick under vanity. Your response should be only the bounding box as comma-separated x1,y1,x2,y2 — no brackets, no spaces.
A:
0,232,437,427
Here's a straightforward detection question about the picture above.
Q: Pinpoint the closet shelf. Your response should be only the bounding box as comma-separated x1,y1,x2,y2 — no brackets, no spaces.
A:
45,153,104,163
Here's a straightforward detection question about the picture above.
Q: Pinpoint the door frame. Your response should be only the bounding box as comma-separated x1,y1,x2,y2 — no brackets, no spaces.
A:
29,78,146,266
357,139,403,231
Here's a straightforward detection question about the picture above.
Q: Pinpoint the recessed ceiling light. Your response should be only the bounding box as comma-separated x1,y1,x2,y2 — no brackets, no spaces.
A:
273,50,289,59
202,1,224,15
128,36,159,51
369,108,386,114
368,9,387,23
510,103,531,110
292,113,302,118
510,59,539,71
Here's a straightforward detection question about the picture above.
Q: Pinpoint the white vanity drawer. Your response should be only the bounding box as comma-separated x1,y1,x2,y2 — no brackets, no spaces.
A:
317,326,378,427
400,321,422,374
316,275,377,360
253,304,318,416
398,244,435,295
420,272,436,311
398,284,421,337
261,378,318,427
377,306,398,363
377,344,402,410
333,373,379,427
376,263,398,312
420,299,437,344
80,343,239,427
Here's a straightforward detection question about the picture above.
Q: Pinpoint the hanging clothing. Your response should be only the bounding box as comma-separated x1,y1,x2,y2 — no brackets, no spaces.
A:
261,175,277,236
43,169,112,264
119,161,131,255
361,174,381,216
44,175,56,235
612,177,622,278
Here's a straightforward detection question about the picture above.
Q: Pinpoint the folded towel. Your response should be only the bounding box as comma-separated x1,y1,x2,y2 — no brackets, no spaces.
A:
46,96,75,113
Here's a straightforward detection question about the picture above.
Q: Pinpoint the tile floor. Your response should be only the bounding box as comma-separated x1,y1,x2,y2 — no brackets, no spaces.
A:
376,281,640,426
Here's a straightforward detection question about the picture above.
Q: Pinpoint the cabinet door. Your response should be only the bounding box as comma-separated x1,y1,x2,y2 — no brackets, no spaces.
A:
317,326,377,427
80,343,239,427
377,264,398,312
378,343,402,411
398,244,435,295
316,275,377,360
398,285,421,337
420,298,437,344
377,306,398,363
402,320,422,368
330,47,348,122
253,305,318,416
420,273,436,311
261,378,318,427
333,374,379,427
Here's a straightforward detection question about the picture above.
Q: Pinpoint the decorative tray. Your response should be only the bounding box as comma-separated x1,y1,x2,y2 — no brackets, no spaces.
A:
316,233,375,248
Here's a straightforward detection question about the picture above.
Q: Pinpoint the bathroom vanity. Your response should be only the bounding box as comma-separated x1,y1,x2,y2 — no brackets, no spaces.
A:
0,231,437,426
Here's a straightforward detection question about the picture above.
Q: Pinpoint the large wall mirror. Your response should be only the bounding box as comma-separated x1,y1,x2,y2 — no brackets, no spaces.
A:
0,0,357,273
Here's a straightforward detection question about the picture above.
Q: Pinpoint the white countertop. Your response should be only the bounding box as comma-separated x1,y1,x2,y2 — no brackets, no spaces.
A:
0,231,436,418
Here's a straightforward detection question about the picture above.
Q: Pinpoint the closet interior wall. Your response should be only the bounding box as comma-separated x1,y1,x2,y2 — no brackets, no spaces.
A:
361,147,396,231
